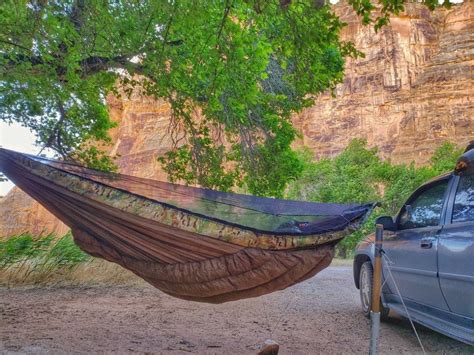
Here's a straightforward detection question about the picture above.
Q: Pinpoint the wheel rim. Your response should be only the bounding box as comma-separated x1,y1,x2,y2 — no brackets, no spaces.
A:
360,267,371,313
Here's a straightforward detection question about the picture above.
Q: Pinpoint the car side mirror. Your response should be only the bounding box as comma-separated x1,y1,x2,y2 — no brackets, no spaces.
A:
375,216,396,232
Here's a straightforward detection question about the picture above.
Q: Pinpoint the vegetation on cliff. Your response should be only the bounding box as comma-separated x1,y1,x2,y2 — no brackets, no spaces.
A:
0,0,450,197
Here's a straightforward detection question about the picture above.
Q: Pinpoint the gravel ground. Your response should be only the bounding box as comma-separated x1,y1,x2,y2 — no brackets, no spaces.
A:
0,266,472,354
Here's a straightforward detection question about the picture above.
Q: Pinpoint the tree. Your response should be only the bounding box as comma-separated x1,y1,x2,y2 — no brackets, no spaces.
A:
0,0,449,196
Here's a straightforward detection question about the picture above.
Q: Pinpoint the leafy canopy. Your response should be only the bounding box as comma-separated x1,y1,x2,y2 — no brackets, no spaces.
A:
0,0,449,196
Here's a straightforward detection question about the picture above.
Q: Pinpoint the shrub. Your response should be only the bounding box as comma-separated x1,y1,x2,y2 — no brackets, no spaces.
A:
286,139,461,257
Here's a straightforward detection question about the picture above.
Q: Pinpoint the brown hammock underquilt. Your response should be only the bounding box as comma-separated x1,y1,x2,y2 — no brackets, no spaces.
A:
0,148,373,303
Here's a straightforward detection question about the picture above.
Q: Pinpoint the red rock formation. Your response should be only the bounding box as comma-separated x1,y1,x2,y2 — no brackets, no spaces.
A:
0,1,472,238
293,1,473,163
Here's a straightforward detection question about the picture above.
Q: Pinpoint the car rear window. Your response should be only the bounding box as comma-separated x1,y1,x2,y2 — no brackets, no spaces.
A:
452,175,474,223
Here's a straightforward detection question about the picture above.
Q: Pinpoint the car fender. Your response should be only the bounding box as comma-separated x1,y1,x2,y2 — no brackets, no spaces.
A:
353,234,393,309
353,234,375,289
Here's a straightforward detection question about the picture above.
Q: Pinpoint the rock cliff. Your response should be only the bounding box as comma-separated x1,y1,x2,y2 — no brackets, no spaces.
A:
0,1,472,238
294,1,473,163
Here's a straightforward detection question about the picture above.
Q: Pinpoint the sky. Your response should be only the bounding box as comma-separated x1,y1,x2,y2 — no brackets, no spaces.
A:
0,122,40,195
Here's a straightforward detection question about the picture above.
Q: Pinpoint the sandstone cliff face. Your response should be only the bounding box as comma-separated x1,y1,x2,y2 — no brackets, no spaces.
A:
0,2,472,238
0,187,69,237
294,1,473,163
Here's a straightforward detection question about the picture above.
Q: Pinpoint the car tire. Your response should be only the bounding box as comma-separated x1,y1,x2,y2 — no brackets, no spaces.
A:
359,261,390,320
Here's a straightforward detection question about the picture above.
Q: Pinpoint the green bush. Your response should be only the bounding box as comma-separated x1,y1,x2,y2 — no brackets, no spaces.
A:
286,140,462,258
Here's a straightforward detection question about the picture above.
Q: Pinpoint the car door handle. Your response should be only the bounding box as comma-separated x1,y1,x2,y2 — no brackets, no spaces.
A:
420,237,435,249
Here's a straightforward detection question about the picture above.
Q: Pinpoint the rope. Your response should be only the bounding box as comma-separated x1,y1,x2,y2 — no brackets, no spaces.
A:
381,252,426,354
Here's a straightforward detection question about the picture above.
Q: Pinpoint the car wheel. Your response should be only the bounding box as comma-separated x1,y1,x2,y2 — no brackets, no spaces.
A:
359,261,389,320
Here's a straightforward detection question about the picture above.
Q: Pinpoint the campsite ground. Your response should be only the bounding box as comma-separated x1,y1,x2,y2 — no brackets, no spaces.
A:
1,264,472,354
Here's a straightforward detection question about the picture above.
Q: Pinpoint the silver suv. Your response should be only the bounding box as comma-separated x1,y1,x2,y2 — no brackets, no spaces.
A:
353,148,474,345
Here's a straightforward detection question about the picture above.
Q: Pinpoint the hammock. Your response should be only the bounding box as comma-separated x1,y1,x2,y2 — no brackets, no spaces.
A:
0,148,374,303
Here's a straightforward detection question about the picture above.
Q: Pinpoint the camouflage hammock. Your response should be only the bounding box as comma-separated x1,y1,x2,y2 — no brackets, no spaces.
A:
0,148,374,303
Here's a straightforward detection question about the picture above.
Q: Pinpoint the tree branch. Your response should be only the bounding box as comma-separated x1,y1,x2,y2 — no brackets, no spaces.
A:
0,38,31,51
40,96,68,156
79,55,145,75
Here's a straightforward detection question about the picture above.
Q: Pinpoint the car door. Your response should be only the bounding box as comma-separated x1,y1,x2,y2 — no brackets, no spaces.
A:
438,174,474,318
382,177,450,310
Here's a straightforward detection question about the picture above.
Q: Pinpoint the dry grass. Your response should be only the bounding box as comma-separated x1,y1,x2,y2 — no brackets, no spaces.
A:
0,258,145,287
0,234,144,287
330,258,352,267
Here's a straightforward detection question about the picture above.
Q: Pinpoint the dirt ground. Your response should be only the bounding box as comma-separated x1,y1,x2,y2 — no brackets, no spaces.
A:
0,266,472,354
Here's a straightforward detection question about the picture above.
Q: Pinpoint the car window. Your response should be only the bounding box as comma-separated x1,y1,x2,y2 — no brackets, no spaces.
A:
452,175,474,223
398,180,448,230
